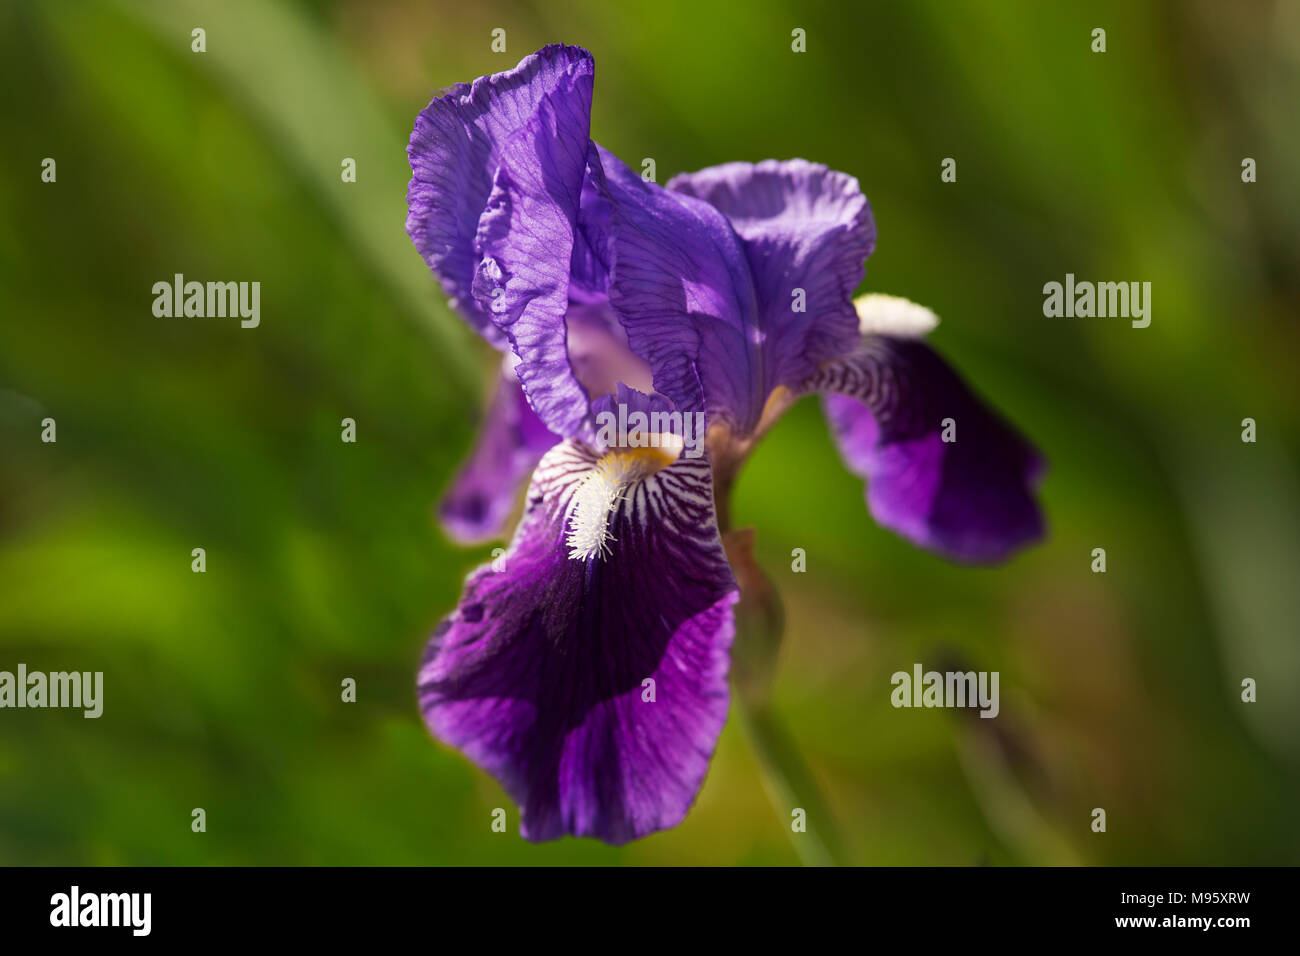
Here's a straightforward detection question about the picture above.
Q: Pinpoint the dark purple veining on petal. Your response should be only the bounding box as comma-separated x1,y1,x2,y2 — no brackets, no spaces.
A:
419,440,738,843
811,335,1045,563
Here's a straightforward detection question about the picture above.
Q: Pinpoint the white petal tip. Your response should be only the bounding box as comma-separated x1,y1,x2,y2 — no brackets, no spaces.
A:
854,293,940,338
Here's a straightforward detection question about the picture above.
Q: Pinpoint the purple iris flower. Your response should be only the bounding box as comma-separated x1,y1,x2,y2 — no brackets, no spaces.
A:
406,45,1044,844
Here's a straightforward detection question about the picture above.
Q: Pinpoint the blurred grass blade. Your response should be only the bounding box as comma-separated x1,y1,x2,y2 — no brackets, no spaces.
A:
109,0,475,388
726,528,850,866
1171,434,1300,764
955,725,1081,865
736,699,850,866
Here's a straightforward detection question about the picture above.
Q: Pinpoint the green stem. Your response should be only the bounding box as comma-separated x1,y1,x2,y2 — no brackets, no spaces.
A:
734,691,851,867
717,457,847,868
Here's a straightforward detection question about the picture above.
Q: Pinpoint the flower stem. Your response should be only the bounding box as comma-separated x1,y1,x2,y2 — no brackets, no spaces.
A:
734,692,852,867
723,527,851,866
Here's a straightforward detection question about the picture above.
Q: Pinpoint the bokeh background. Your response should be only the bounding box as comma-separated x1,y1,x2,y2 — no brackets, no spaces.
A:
2,0,1298,865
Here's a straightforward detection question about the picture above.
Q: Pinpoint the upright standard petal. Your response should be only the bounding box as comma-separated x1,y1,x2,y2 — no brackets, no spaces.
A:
405,45,594,347
439,358,560,544
419,440,738,844
809,325,1044,563
593,146,766,432
669,160,876,391
471,99,599,436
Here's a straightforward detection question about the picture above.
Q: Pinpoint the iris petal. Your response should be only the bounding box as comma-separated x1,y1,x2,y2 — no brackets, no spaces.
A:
419,440,738,844
669,160,876,393
472,92,597,437
810,334,1045,563
439,358,560,543
405,44,594,348
593,146,764,432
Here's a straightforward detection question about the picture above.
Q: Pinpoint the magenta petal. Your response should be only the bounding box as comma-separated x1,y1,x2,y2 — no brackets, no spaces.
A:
813,336,1045,563
419,441,738,844
439,360,560,543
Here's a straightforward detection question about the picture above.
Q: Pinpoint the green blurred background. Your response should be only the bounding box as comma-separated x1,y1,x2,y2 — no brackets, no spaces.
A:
2,0,1297,865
